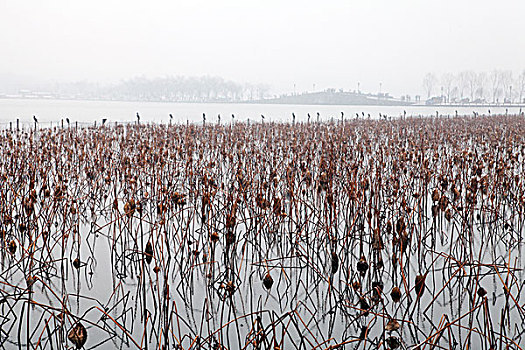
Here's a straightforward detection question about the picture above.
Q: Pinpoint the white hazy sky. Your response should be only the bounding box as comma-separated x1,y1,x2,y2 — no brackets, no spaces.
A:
1,0,524,96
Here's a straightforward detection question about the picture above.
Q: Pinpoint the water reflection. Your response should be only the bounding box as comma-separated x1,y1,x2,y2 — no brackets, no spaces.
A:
0,115,523,349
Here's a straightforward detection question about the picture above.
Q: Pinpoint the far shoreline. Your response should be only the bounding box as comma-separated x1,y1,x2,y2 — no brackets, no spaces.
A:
1,96,525,108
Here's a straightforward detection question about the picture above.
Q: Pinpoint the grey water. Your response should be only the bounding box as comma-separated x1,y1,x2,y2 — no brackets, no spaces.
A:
0,98,522,127
0,107,524,350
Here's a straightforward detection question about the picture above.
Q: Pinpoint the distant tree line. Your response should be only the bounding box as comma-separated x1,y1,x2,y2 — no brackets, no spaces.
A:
54,76,270,102
422,70,525,104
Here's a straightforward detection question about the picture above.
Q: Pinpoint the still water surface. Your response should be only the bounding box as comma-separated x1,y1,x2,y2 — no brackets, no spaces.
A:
0,98,522,126
0,99,524,349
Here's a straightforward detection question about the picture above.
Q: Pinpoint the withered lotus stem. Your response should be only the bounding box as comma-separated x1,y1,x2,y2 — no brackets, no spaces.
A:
359,297,370,311
225,230,236,246
358,326,367,340
352,280,361,291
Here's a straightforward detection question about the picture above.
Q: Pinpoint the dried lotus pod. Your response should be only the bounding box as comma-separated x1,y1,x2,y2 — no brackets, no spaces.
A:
145,241,153,264
73,258,81,269
68,322,87,349
386,336,400,349
385,318,400,332
8,240,16,255
357,256,368,276
331,252,339,274
391,286,402,303
477,286,487,298
263,273,274,290
415,275,426,299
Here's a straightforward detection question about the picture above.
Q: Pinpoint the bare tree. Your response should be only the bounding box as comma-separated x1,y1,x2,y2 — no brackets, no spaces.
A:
256,84,270,100
457,71,469,100
450,86,459,102
107,75,249,102
423,73,437,98
465,71,477,102
475,72,487,101
489,70,502,103
517,70,525,104
500,70,513,103
441,73,455,103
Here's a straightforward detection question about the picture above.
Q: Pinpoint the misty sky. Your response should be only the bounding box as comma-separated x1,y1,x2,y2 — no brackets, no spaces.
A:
1,0,524,96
